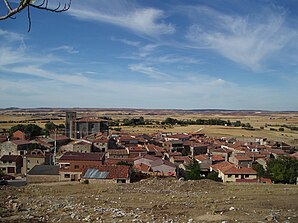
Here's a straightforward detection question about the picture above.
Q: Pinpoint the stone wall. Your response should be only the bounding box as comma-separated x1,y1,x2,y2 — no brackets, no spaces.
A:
27,175,60,183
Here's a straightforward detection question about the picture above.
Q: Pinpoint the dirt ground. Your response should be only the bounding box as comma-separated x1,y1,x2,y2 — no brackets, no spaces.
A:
1,178,297,223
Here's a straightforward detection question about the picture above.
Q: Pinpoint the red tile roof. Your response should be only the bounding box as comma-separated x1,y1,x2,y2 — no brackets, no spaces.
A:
11,139,31,145
0,155,22,162
234,155,253,161
211,161,234,172
134,163,151,172
211,155,225,162
59,152,104,161
194,154,208,162
222,165,257,175
171,155,192,163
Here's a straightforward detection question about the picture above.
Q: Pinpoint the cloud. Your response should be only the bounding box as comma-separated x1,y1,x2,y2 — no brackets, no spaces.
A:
68,0,175,38
0,29,24,42
128,63,172,80
49,45,79,54
185,6,297,71
110,36,140,47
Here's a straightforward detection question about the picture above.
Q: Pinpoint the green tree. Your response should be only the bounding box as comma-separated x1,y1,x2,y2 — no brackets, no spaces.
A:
9,124,42,138
206,172,221,182
24,124,42,138
252,163,267,178
267,157,298,184
45,122,58,131
185,159,201,180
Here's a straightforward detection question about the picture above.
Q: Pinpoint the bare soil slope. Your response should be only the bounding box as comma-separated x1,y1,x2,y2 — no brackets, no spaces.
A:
1,178,297,222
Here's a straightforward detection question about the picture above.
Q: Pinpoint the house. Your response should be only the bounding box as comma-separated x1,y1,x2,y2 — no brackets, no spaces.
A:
229,154,253,167
269,149,288,159
145,144,166,157
0,140,32,156
134,154,160,167
81,165,131,183
0,155,23,176
164,133,190,142
134,154,176,176
150,159,177,176
92,137,109,152
22,150,53,175
211,148,232,161
12,130,30,140
73,140,92,153
211,161,257,183
184,142,208,157
169,155,192,166
163,140,184,153
117,135,139,147
106,149,129,159
126,146,147,158
58,152,104,181
194,154,212,174
26,165,60,183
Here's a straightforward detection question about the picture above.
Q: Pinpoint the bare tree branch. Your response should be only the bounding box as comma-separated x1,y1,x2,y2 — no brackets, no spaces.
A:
0,0,71,31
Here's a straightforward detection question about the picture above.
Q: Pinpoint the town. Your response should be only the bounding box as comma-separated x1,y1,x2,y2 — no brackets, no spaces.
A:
1,111,297,185
0,110,298,222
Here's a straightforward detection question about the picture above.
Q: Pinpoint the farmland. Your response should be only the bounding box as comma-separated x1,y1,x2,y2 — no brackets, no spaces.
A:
0,108,298,146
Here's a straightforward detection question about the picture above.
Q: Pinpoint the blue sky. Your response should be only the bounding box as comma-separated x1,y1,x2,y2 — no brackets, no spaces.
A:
0,0,298,110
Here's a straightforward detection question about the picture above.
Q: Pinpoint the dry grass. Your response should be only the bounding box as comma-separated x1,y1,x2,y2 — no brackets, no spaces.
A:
1,110,298,146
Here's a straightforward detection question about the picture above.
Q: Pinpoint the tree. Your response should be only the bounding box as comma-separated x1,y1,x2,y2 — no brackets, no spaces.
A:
0,0,71,31
9,123,42,139
206,172,221,182
45,121,57,131
252,163,267,178
185,159,201,180
267,157,298,184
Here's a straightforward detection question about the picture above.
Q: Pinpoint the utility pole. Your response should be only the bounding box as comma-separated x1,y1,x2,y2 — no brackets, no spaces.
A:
53,129,57,165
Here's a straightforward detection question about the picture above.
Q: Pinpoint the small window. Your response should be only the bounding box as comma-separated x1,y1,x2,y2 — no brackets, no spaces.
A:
235,174,239,178
65,164,70,169
64,174,70,178
37,160,39,164
74,165,79,170
228,174,232,178
245,174,249,178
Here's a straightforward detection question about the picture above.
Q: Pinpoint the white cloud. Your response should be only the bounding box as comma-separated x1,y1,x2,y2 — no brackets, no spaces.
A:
186,6,297,71
0,29,24,42
128,63,172,80
110,36,140,47
49,45,79,54
68,0,175,38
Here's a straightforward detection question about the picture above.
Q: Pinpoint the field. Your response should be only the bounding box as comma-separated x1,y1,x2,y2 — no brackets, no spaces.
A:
1,108,298,146
1,178,298,222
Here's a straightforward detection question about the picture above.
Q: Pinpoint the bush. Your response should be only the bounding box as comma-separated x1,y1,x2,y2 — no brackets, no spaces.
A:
206,172,221,182
81,179,89,184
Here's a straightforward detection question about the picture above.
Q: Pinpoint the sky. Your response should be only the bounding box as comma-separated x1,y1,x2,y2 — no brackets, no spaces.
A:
0,0,298,110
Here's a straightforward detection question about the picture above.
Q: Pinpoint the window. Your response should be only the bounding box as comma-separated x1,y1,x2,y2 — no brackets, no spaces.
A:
37,160,39,164
74,165,79,170
228,174,232,178
64,164,70,169
64,174,70,178
235,174,239,178
245,174,249,178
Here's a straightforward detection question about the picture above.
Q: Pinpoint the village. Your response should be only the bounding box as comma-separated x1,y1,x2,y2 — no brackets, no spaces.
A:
1,111,297,185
